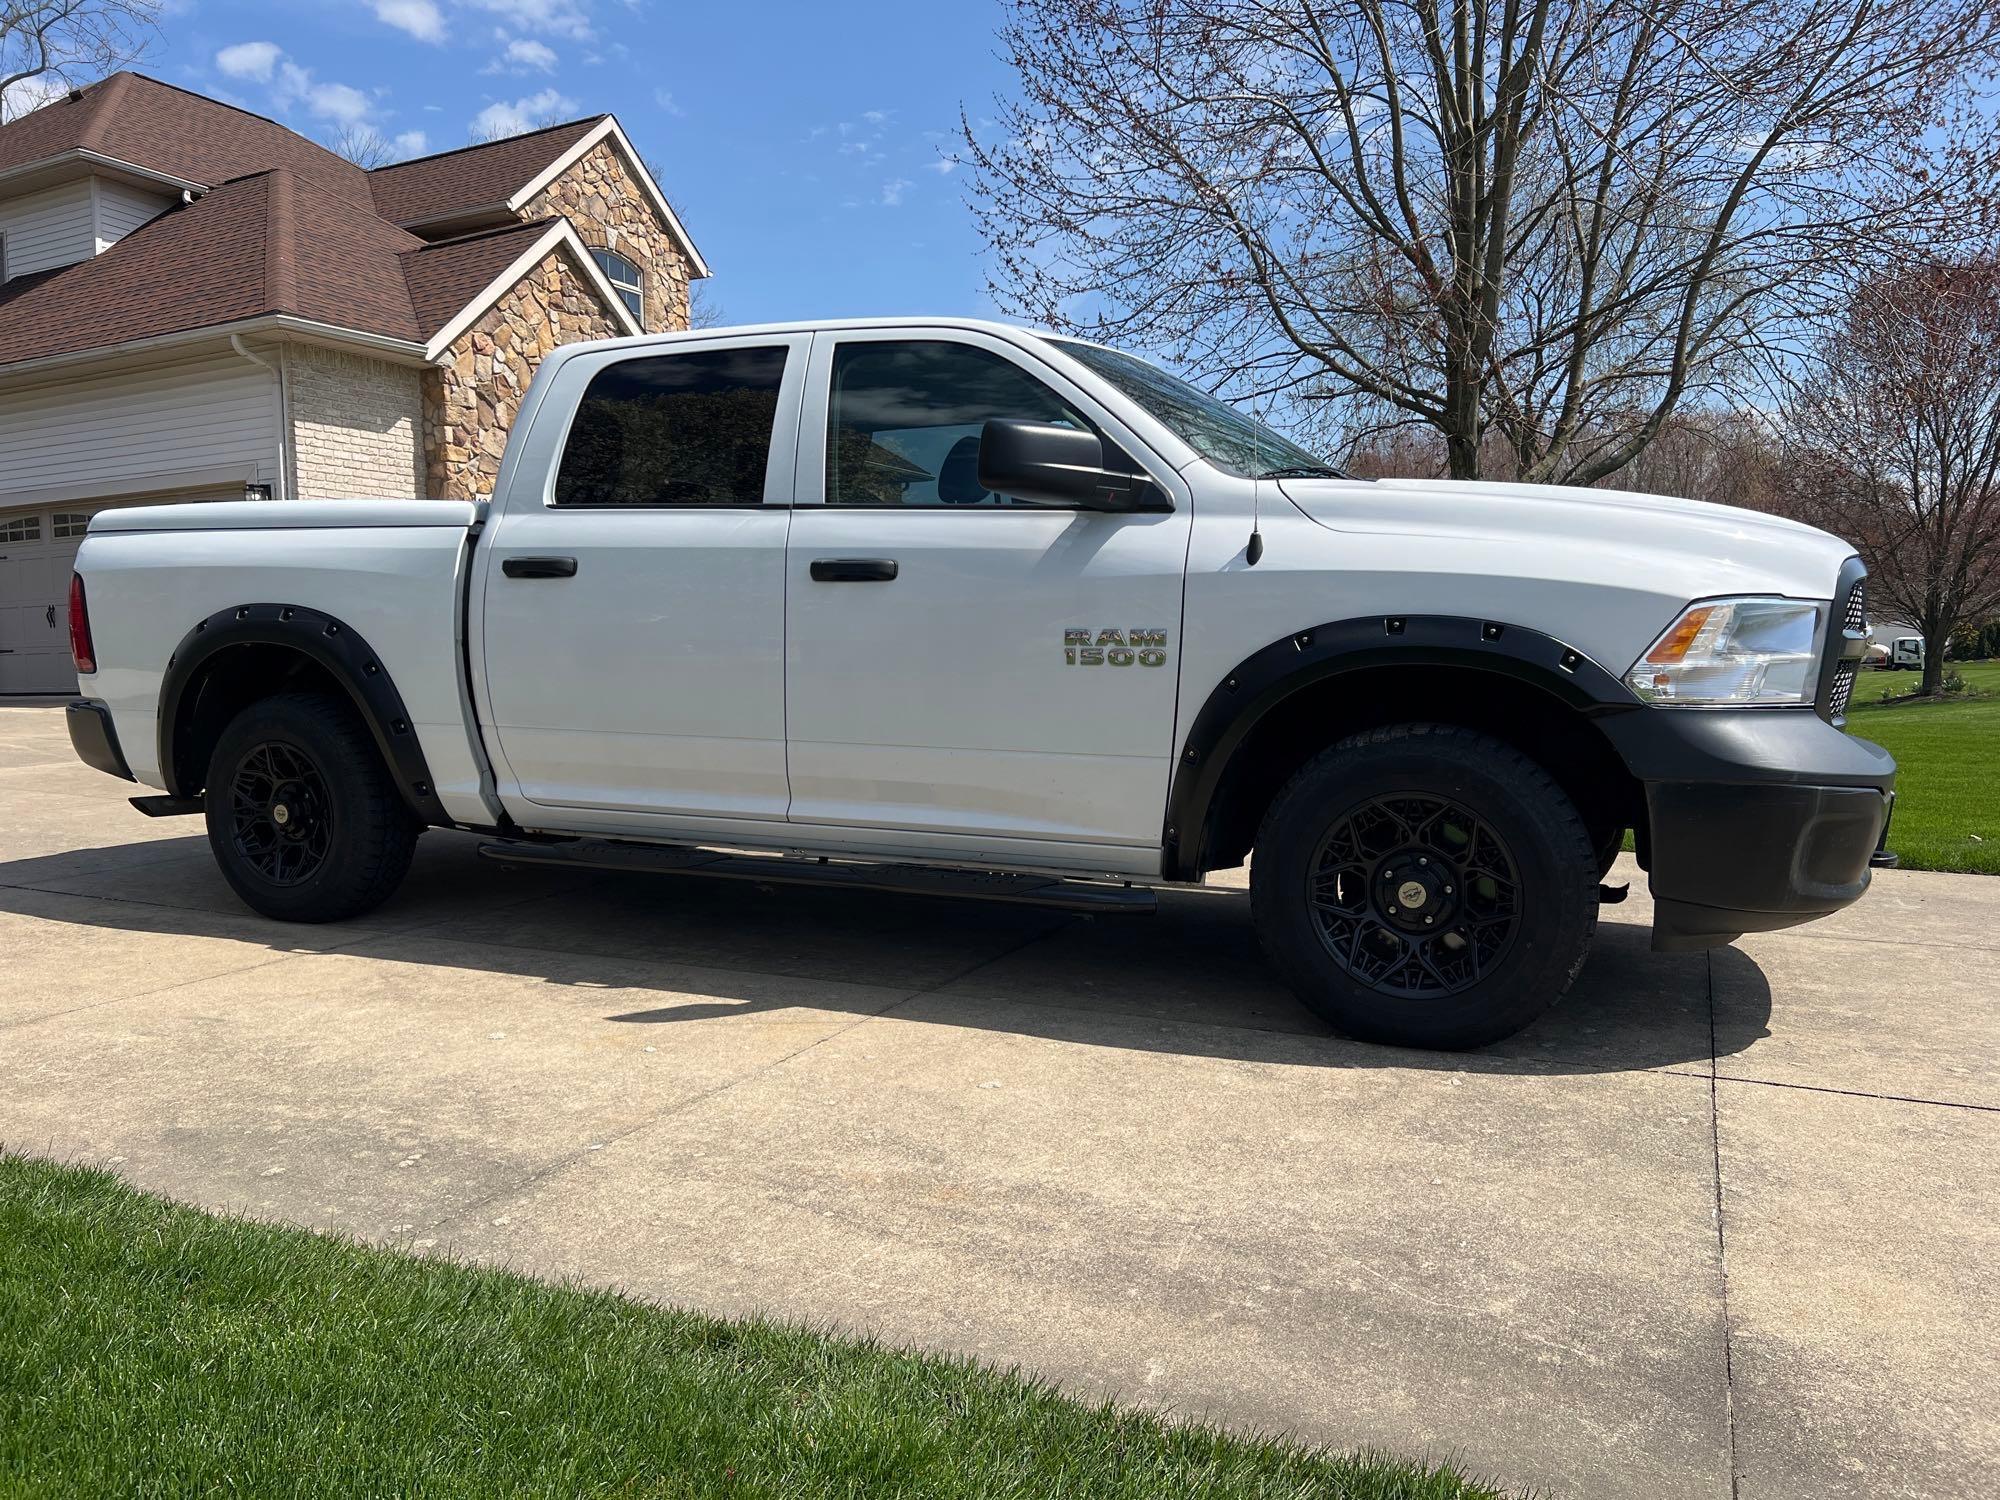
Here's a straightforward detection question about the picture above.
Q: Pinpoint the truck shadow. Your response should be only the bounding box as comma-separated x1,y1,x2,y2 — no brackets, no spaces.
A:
0,830,1771,1077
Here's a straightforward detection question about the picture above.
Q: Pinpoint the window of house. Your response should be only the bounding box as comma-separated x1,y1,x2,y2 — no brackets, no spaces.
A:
590,248,644,322
0,515,40,543
553,345,789,507
52,513,91,538
825,340,1094,507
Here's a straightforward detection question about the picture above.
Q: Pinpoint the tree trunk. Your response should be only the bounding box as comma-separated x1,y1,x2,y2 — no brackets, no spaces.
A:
1922,624,1949,694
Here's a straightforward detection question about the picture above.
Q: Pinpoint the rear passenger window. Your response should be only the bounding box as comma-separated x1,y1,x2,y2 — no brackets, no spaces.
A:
553,345,788,507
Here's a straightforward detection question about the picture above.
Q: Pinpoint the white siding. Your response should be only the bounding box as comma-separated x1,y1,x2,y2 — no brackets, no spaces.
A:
0,179,94,279
0,355,278,507
94,180,172,251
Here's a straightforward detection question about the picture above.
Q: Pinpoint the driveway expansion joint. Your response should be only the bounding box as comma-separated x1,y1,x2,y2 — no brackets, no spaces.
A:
1707,951,1743,1500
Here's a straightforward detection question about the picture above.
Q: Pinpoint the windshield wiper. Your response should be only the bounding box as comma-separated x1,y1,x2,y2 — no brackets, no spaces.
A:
1256,465,1347,479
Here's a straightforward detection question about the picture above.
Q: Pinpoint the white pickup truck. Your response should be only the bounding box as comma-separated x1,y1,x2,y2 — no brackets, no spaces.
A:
63,318,1895,1049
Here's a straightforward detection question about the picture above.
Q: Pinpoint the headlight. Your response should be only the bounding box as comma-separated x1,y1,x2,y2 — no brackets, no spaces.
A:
1626,597,1822,705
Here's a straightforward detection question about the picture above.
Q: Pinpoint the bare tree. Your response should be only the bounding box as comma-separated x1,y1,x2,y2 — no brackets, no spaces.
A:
966,0,2000,482
1783,261,2000,694
2,0,156,122
326,124,396,169
686,279,725,329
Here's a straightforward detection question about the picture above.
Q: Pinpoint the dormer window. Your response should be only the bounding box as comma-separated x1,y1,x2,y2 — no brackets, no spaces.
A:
590,247,643,321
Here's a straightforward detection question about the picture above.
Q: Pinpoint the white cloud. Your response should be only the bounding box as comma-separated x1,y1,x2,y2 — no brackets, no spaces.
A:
927,157,958,175
472,86,579,138
215,41,282,82
393,129,429,156
1,73,69,122
260,54,391,132
305,80,375,127
505,38,558,69
463,0,594,41
375,0,447,43
879,177,912,207
861,109,889,125
652,86,684,116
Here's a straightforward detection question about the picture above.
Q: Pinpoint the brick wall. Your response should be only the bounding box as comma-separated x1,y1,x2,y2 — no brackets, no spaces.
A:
288,345,425,500
524,139,691,335
421,245,626,500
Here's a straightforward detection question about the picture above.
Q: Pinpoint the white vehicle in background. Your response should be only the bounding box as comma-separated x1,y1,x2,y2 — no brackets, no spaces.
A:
62,318,1896,1049
1886,636,1926,671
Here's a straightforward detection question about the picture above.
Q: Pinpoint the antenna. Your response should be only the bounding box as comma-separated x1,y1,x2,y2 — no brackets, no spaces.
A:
1246,394,1266,566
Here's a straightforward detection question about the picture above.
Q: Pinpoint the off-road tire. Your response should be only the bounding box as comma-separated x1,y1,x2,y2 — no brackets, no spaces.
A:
204,692,419,922
1250,724,1598,1049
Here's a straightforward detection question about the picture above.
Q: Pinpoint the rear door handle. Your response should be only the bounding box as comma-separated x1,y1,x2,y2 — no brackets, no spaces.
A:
809,558,898,582
502,556,578,579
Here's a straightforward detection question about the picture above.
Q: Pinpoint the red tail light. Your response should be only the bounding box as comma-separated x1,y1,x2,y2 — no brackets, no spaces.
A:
69,573,96,675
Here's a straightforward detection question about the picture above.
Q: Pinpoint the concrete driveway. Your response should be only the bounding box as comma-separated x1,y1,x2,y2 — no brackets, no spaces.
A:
1,701,1993,1499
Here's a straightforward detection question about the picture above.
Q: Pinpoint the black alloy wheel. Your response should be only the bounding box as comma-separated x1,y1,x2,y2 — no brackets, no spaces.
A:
1306,792,1520,998
228,740,336,886
1250,723,1599,1049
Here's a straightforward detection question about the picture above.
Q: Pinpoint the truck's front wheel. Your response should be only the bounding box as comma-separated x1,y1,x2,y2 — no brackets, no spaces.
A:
203,692,419,922
1250,724,1598,1050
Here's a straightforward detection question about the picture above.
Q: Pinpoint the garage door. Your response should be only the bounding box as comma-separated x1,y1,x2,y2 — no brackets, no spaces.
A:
0,490,242,695
0,507,94,695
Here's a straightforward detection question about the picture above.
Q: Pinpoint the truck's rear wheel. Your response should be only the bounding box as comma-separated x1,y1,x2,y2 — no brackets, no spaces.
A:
1250,724,1598,1050
204,692,418,922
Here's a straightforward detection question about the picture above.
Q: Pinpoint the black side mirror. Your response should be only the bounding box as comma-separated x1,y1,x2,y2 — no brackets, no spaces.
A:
977,419,1156,511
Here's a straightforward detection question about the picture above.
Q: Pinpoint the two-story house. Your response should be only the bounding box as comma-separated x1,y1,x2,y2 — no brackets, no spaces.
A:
0,71,707,693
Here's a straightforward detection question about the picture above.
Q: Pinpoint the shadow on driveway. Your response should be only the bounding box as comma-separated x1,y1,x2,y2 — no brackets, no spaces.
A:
0,831,1769,1078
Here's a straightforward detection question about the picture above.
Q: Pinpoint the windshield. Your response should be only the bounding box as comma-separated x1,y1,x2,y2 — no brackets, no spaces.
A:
1049,339,1344,480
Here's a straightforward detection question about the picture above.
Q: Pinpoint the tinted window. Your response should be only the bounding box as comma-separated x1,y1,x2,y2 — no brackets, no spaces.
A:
554,345,788,506
826,340,1090,507
1051,339,1339,479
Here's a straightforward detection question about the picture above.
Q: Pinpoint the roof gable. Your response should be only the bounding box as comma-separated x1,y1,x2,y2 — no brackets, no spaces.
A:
367,118,604,228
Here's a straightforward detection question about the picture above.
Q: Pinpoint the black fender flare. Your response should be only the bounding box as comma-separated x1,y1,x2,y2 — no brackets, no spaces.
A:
1162,614,1642,879
157,603,450,826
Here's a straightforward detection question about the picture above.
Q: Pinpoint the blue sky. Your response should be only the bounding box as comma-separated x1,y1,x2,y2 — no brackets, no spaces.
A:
136,0,1020,323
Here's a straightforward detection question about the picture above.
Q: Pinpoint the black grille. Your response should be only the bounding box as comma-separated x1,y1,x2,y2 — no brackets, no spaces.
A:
1818,557,1869,722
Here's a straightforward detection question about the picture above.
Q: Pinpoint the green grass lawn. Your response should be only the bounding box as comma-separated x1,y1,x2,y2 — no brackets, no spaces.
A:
1844,660,2000,875
0,1155,1506,1499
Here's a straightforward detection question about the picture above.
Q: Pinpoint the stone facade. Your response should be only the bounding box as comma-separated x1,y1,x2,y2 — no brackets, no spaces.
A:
286,345,425,500
523,139,691,335
421,246,626,500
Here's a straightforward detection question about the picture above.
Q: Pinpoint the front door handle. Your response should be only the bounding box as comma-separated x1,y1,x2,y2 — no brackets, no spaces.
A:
809,558,899,582
502,556,578,579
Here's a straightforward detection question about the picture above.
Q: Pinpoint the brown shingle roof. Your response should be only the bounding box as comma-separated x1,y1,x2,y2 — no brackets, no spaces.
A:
400,219,558,333
367,117,604,227
0,74,648,368
0,169,431,365
0,72,371,204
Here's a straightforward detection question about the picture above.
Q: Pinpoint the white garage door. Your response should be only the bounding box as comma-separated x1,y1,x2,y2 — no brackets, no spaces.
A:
0,507,94,695
0,490,243,695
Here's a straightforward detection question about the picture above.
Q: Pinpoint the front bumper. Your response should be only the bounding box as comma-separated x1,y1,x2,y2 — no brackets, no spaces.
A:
1600,708,1895,952
67,698,134,782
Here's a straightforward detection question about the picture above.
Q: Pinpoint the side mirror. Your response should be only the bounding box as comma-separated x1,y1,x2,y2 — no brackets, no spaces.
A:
977,419,1155,511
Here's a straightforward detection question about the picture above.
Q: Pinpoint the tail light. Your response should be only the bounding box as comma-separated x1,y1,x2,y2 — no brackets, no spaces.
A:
69,573,96,675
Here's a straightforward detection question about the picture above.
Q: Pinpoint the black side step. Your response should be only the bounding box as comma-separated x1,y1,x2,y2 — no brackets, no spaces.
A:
130,795,204,818
477,839,1157,915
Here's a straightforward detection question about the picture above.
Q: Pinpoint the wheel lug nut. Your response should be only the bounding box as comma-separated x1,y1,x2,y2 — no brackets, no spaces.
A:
1388,905,1399,914
1418,857,1427,866
1444,885,1454,894
1424,916,1433,925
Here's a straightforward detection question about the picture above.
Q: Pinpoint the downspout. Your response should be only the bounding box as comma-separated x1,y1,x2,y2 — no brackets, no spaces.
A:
230,333,290,501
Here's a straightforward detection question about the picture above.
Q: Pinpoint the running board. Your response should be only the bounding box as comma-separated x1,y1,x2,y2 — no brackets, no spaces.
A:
476,838,1158,914
130,795,203,818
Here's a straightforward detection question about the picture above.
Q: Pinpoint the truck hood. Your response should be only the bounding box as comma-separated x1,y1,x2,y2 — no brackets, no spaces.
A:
1277,476,1855,601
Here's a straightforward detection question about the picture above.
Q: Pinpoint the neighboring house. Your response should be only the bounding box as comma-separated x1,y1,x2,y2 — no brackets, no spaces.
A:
0,71,707,693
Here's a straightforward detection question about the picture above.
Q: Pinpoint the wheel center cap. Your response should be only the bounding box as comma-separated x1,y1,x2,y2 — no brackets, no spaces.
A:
1396,879,1428,910
271,803,290,826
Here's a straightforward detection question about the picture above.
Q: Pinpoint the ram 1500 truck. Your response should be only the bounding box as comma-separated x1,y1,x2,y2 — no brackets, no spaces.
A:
62,318,1896,1049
